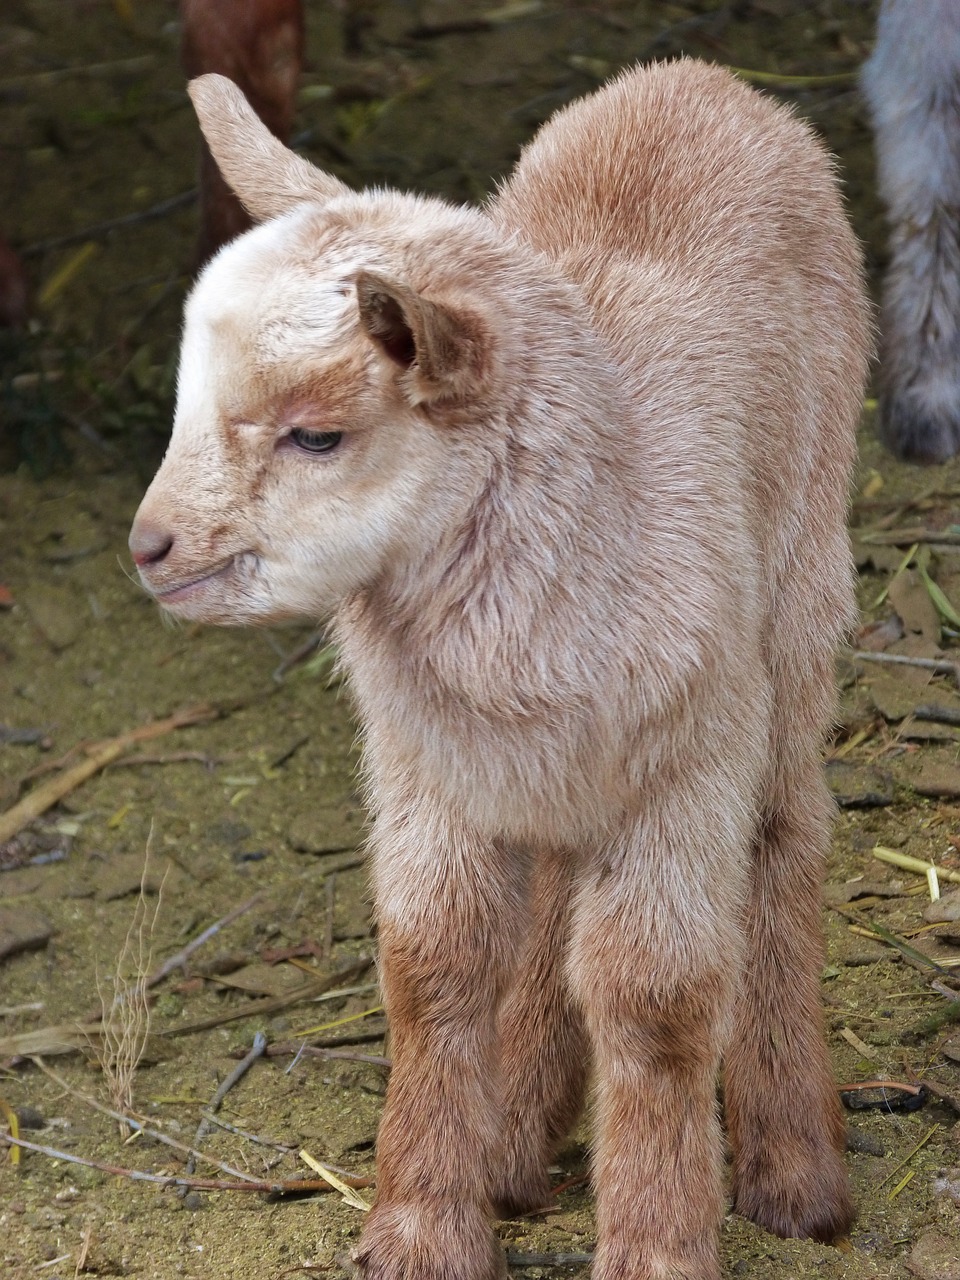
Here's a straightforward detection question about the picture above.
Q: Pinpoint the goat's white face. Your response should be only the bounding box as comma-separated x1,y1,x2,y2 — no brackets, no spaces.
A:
130,207,489,626
129,74,504,626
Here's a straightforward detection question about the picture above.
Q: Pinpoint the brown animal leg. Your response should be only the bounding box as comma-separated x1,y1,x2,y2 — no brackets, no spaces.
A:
180,0,305,263
724,763,852,1244
353,810,525,1280
569,820,744,1280
493,853,589,1217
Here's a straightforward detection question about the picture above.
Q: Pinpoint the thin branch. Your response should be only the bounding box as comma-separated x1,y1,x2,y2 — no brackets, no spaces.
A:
32,1058,257,1182
0,705,219,845
851,651,960,684
144,892,263,989
21,190,196,257
0,1132,351,1195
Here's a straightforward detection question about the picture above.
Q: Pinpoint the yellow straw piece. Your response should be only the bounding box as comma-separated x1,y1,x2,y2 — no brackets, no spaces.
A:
38,242,99,308
0,1097,20,1165
295,1004,384,1038
873,847,960,885
927,865,941,902
887,1169,916,1200
299,1149,371,1210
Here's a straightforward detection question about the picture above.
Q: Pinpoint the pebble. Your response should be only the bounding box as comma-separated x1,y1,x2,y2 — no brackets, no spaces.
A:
908,1228,960,1280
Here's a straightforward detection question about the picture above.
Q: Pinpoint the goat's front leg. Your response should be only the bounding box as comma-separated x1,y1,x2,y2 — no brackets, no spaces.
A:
570,806,748,1280
353,801,526,1280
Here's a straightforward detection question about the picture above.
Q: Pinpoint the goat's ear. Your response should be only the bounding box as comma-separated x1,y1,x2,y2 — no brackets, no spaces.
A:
356,271,491,404
188,74,349,222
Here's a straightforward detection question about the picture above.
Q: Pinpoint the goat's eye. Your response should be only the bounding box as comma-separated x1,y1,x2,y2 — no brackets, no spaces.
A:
289,428,343,455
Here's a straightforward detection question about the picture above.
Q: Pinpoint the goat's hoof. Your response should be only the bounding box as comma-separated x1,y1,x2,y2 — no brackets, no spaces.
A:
352,1202,507,1280
731,1147,854,1244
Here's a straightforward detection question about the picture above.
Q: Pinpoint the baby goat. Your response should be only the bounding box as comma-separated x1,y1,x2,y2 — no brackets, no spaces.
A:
130,63,871,1280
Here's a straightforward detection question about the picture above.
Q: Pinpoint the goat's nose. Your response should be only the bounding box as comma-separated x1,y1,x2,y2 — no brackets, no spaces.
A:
129,516,174,568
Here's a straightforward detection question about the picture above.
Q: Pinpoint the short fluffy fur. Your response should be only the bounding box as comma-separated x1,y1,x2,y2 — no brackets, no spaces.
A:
130,63,871,1280
862,0,960,463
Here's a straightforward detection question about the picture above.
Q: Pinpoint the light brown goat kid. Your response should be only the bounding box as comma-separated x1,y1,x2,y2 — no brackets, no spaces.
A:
130,64,871,1280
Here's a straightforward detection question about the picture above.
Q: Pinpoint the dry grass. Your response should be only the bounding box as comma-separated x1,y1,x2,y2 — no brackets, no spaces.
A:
92,831,164,1131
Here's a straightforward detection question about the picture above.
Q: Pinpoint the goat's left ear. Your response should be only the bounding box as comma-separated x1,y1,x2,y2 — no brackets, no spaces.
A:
356,271,491,405
189,74,349,222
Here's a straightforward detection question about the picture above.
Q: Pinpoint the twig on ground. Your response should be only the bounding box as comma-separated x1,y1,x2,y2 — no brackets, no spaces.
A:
144,891,263,989
877,1123,940,1189
728,67,857,88
32,1058,258,1182
836,1079,923,1095
0,705,219,844
857,527,960,547
829,903,960,981
1,1095,20,1165
107,751,218,770
299,1149,371,1210
181,1032,267,1193
838,1027,879,1060
163,957,373,1037
198,1114,373,1189
74,1225,92,1277
872,845,960,886
272,632,326,682
0,55,156,91
851,651,960,685
0,1132,352,1194
505,1252,594,1268
199,1112,295,1154
261,1043,391,1069
185,1031,267,1170
0,1002,43,1017
324,874,337,958
295,1005,384,1038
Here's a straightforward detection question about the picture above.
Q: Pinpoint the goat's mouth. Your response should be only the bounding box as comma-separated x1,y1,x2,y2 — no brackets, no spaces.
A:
146,556,240,610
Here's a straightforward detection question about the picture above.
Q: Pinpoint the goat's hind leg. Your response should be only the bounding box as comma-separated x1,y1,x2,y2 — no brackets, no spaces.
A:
724,758,852,1244
493,851,589,1218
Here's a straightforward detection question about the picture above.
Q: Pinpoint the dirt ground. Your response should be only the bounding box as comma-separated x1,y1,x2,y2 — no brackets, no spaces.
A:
1,1,960,1277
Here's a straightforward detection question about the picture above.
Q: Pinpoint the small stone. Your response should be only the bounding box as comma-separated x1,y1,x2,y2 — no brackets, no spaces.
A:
908,758,960,799
21,583,84,651
204,820,252,846
0,906,53,960
933,1169,960,1205
15,1105,45,1130
288,805,365,854
846,1129,886,1156
907,1228,960,1280
181,1192,205,1211
824,761,894,808
71,1164,104,1188
924,890,960,924
864,668,934,722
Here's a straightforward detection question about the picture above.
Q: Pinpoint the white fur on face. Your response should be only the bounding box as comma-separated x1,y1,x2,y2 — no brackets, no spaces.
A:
132,205,468,625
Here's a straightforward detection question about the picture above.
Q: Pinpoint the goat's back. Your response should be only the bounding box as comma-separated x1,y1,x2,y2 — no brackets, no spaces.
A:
494,61,869,663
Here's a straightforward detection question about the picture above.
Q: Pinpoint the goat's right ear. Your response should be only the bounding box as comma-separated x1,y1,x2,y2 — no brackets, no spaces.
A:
356,271,493,406
188,74,350,223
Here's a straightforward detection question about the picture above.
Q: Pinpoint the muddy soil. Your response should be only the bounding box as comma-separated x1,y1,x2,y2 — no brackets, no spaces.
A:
1,1,959,1277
